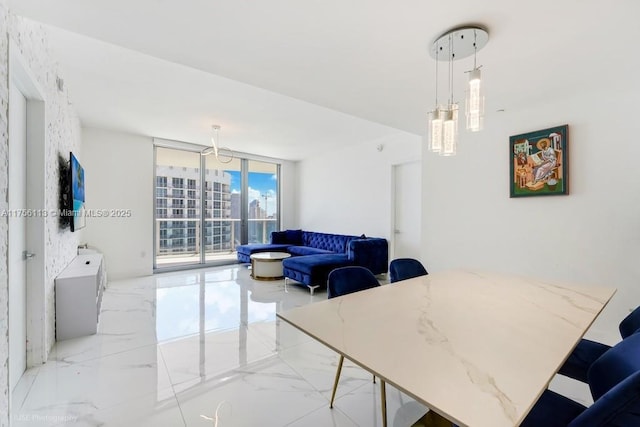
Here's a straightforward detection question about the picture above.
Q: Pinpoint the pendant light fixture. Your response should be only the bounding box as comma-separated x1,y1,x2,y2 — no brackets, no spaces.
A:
428,26,489,156
442,31,458,156
201,124,234,163
428,45,444,153
466,29,485,132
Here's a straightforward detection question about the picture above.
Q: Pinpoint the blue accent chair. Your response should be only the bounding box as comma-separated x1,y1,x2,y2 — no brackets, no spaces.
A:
327,267,381,409
620,306,640,338
558,306,640,383
521,331,640,427
327,266,380,299
389,258,428,283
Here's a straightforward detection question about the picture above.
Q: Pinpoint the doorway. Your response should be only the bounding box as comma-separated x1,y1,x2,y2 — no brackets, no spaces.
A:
8,80,27,392
391,161,422,260
8,44,48,400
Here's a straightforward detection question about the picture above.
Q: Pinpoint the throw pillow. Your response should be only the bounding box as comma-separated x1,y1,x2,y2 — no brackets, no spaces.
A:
271,231,287,244
285,229,303,245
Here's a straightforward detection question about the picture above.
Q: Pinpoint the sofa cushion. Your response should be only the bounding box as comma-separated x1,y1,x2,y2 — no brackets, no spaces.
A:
302,231,357,253
236,243,292,263
236,243,291,255
288,246,334,256
282,254,352,286
283,254,350,274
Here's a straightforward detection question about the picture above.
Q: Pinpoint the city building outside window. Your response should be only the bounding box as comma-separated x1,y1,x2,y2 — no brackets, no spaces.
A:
155,146,279,269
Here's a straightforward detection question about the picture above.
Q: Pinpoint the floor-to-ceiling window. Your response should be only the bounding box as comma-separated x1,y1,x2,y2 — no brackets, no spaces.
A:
154,143,280,270
155,147,202,268
203,157,239,263
247,160,279,244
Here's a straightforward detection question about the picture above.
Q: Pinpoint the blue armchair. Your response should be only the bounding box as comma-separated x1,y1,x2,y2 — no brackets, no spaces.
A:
389,258,428,283
521,331,640,427
558,306,640,383
327,266,380,299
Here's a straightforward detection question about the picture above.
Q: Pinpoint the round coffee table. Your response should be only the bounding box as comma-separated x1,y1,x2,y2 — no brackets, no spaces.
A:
250,252,291,281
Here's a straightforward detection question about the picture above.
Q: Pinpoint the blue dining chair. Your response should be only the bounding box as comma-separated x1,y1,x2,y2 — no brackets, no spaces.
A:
327,267,381,408
521,331,640,427
389,258,428,283
558,306,640,383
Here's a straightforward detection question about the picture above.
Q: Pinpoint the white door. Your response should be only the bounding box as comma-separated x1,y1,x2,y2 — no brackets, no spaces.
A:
9,80,28,391
392,161,421,259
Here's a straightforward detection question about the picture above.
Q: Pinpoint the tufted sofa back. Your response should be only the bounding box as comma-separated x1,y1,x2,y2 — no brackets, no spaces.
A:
302,231,357,254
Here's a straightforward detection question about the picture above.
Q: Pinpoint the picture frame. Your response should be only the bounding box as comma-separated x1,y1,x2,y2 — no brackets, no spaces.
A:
509,125,568,198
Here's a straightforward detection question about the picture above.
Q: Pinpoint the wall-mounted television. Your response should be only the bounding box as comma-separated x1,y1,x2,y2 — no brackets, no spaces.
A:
69,151,86,232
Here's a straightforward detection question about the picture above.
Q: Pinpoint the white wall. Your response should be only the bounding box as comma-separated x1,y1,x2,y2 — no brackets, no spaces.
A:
280,160,298,230
297,130,421,239
422,84,640,343
81,127,154,280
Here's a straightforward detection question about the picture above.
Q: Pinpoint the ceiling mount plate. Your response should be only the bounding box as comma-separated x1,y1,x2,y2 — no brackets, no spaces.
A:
430,26,489,61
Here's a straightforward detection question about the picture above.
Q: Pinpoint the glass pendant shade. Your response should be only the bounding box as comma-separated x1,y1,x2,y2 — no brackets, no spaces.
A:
466,68,484,132
441,104,458,156
429,106,446,153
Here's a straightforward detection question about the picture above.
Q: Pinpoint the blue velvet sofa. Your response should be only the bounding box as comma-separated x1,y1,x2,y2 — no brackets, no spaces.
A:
236,230,388,294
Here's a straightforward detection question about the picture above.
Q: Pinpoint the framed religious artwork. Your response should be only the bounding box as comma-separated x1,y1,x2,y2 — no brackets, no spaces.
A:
509,125,568,198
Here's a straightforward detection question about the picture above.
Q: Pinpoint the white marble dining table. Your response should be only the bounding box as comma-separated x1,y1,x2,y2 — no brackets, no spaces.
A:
277,270,616,427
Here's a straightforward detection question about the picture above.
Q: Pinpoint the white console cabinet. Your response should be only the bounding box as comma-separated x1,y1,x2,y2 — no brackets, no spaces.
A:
55,254,106,340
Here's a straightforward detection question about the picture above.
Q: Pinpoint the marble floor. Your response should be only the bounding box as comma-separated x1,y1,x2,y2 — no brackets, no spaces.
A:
10,265,431,427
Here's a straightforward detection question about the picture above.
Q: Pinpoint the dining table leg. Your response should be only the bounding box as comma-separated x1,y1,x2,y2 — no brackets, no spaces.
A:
381,380,387,427
329,355,345,408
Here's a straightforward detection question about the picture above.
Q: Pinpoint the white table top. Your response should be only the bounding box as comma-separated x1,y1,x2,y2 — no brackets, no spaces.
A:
277,270,615,427
250,252,291,261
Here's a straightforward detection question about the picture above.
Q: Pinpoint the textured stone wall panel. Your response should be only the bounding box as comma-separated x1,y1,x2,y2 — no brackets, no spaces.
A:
0,1,10,424
10,14,81,357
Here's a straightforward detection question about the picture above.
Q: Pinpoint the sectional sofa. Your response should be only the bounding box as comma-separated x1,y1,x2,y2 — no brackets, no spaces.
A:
236,229,388,294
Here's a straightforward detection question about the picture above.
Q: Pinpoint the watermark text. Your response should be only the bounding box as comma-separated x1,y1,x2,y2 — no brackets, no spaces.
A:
13,413,78,423
0,209,133,218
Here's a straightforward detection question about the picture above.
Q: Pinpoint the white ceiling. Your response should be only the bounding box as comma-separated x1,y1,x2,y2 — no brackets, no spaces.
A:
8,0,640,160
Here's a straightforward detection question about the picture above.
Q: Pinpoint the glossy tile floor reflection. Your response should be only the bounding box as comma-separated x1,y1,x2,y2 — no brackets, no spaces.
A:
11,265,428,426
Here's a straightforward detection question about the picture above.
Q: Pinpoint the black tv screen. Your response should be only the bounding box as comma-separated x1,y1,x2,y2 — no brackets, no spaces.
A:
69,151,85,232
